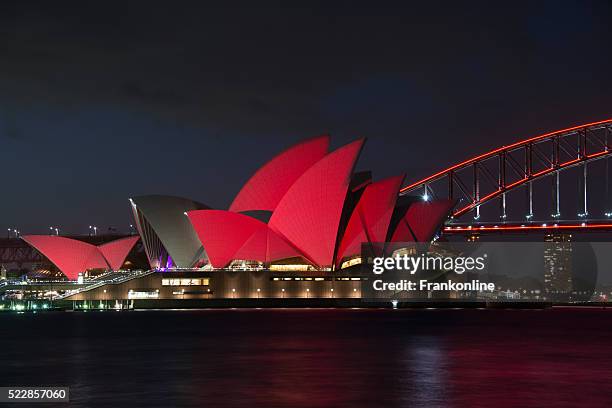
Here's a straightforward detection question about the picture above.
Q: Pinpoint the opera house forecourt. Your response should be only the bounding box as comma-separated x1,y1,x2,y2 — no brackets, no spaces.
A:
17,136,453,307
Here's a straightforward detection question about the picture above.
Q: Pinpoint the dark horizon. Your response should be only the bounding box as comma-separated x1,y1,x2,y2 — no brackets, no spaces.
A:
2,1,612,234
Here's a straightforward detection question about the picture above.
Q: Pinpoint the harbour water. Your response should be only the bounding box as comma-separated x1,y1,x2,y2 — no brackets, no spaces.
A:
0,308,611,407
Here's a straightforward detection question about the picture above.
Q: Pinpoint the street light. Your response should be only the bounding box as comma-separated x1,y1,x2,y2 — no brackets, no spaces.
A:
257,288,261,299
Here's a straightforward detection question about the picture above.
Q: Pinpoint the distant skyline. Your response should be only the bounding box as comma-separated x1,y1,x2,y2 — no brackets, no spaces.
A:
2,1,612,233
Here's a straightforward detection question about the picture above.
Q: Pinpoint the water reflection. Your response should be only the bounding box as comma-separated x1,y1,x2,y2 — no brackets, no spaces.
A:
0,309,611,407
402,338,448,407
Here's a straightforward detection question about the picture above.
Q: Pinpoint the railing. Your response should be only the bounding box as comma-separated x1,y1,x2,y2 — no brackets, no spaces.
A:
56,269,156,300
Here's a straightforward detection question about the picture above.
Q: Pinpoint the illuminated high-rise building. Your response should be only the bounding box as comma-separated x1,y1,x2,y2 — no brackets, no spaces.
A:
543,233,572,301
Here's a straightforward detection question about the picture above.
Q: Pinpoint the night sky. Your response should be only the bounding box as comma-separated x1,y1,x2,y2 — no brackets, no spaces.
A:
2,1,612,234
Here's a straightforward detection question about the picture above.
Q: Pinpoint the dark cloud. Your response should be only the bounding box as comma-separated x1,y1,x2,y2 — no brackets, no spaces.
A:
1,108,24,140
0,0,612,232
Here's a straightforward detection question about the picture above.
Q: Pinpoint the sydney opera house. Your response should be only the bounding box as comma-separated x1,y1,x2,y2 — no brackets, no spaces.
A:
16,136,453,304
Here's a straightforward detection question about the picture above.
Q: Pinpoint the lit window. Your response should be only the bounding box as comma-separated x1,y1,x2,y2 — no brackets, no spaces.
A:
128,291,159,299
180,279,202,286
162,278,208,286
340,257,362,269
269,264,311,272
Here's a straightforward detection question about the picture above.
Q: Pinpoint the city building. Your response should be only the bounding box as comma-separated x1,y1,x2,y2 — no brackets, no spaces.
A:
543,233,573,301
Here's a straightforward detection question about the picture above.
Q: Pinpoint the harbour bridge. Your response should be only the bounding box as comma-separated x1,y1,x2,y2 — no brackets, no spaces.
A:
400,119,612,237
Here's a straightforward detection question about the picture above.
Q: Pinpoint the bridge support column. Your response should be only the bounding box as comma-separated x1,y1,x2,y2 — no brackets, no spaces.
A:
499,193,507,220
578,162,588,217
525,144,533,220
499,152,506,220
473,163,480,220
606,158,611,217
552,171,560,218
526,181,533,220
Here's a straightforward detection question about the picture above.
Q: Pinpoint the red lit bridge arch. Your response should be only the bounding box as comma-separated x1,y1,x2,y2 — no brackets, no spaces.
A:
401,119,612,234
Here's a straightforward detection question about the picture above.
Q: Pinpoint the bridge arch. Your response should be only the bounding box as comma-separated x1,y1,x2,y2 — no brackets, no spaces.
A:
401,119,612,222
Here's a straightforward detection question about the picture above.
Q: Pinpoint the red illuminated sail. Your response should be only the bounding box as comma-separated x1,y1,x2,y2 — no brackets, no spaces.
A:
269,139,365,267
21,236,109,280
335,175,404,266
97,236,140,271
229,136,330,212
